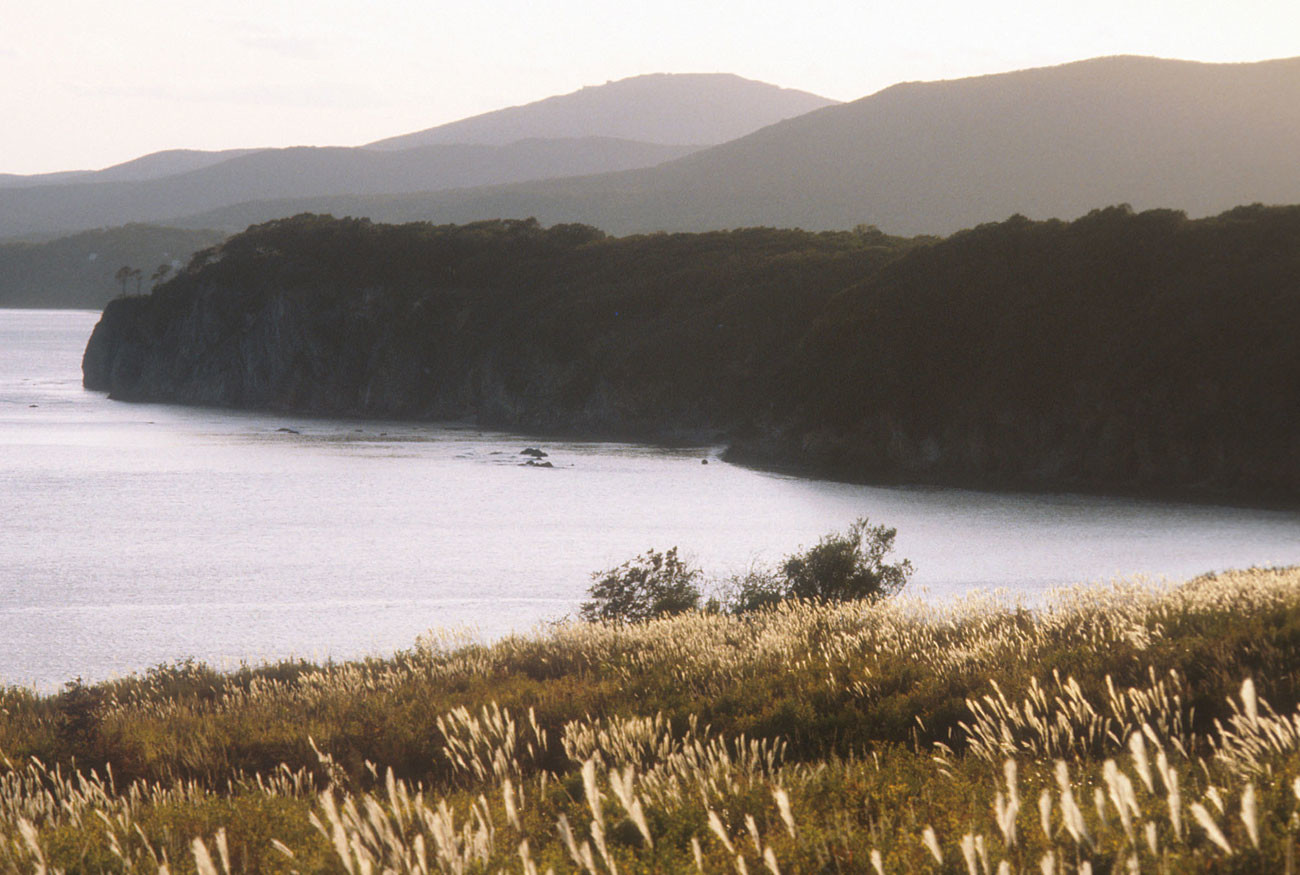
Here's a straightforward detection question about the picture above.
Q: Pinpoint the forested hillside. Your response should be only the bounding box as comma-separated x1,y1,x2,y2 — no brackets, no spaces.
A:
83,206,1300,502
0,224,225,309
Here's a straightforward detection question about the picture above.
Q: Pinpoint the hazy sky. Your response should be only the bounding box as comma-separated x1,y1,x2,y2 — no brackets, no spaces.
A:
3,0,1297,175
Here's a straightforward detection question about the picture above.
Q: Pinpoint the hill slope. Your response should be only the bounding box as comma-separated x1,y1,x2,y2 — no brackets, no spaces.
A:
0,224,225,308
0,72,835,240
175,55,1300,236
0,149,265,190
640,54,1300,234
365,72,838,149
0,138,699,240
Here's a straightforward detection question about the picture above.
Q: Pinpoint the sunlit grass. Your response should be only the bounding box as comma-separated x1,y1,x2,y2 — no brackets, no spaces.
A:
2,566,1300,871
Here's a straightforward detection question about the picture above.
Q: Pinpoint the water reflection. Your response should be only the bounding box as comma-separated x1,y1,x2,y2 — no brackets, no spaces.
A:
2,310,1297,690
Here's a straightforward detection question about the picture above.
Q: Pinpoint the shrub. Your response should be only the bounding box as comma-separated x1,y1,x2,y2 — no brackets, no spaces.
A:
580,547,702,623
780,517,912,603
719,566,788,614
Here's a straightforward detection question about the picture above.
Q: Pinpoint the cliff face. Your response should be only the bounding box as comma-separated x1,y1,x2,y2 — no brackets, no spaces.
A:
84,211,1300,503
82,217,878,440
83,281,710,436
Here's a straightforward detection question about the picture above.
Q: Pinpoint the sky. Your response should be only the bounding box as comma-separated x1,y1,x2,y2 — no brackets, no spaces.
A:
2,0,1298,175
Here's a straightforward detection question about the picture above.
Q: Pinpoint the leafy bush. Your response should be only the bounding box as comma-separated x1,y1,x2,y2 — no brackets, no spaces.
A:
580,547,701,623
595,520,916,621
719,566,789,614
780,517,913,603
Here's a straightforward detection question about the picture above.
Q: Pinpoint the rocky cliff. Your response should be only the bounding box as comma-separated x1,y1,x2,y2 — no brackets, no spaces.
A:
84,210,1300,503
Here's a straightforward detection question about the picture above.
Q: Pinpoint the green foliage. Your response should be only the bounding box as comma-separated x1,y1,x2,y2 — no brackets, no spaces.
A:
718,518,913,612
775,203,1300,500
780,517,912,603
587,518,914,621
580,547,701,623
720,566,789,614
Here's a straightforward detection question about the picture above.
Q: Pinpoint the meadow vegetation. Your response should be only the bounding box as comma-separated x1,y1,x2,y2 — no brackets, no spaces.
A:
3,565,1300,871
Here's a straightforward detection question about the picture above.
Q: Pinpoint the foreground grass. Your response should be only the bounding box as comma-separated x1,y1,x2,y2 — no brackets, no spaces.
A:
4,567,1300,872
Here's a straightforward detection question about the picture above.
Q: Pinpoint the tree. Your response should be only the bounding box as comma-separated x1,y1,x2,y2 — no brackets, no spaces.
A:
580,547,701,623
114,265,134,297
150,263,172,288
780,517,912,603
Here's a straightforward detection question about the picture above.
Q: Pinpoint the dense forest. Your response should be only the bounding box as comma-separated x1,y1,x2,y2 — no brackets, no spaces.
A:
84,206,1300,502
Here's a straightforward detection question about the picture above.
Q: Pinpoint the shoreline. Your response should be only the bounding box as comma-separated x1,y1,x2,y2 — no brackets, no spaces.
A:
89,386,1300,512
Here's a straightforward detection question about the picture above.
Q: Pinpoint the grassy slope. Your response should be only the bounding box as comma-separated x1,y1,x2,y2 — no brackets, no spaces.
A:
3,566,1300,871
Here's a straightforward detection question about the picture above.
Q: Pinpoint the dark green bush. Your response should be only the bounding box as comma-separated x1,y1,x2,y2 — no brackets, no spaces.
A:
580,547,702,623
714,519,914,614
720,567,789,614
781,518,912,604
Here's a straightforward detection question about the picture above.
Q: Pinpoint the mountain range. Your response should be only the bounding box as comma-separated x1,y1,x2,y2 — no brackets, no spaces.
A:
0,139,702,240
167,55,1300,238
364,72,837,149
5,56,1300,307
0,149,264,190
0,74,834,240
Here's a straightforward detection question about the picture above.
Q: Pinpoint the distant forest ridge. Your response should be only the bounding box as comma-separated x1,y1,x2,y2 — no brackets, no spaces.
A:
0,224,225,309
83,204,1300,504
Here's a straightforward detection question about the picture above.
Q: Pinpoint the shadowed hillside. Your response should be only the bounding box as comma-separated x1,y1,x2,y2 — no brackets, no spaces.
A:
83,206,1300,503
0,224,225,309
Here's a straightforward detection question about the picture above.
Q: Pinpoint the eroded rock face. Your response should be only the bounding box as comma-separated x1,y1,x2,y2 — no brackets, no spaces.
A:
82,281,724,439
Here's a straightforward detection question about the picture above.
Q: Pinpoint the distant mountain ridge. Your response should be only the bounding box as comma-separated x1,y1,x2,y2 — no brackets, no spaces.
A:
0,73,836,240
0,149,265,190
11,56,1300,308
365,73,838,149
0,138,700,239
168,55,1300,237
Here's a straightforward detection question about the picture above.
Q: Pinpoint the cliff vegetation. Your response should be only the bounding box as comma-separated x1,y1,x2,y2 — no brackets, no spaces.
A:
83,205,1300,502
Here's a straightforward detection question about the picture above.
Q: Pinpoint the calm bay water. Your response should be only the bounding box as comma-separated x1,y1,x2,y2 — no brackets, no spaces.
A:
3,309,1298,690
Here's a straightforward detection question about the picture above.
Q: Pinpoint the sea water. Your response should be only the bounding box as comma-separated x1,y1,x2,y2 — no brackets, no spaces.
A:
3,309,1297,690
